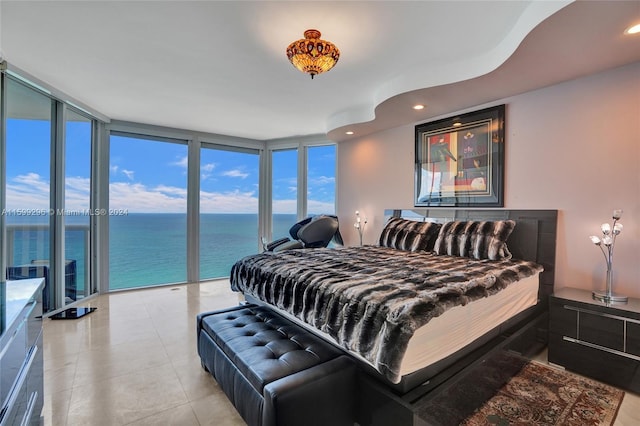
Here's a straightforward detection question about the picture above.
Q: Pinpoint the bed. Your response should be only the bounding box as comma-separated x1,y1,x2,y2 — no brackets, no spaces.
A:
230,209,557,395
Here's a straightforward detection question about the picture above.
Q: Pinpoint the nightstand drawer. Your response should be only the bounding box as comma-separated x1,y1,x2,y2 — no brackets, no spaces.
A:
628,322,640,357
579,310,624,351
549,301,626,350
548,288,640,393
548,302,577,337
550,332,640,393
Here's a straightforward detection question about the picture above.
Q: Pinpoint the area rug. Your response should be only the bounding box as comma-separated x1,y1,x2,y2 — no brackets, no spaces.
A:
414,350,531,425
461,360,625,426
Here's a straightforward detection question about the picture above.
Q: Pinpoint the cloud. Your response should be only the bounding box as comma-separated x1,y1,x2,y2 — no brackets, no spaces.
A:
122,169,135,180
221,169,249,179
13,173,49,192
200,163,216,181
5,172,262,214
152,184,187,198
6,174,89,212
309,175,335,185
267,198,334,216
66,176,90,193
272,199,297,214
5,169,333,216
307,199,336,215
171,155,188,169
109,181,260,213
65,176,91,210
5,173,50,210
109,182,187,213
200,189,258,213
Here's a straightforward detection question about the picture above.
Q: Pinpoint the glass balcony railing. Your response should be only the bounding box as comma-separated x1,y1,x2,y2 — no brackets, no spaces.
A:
6,223,90,312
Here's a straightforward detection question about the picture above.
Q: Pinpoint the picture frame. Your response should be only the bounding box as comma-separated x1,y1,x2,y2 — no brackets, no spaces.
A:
414,105,505,207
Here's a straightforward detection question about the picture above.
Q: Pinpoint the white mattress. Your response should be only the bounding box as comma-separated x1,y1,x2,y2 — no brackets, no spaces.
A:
399,273,539,376
247,272,540,379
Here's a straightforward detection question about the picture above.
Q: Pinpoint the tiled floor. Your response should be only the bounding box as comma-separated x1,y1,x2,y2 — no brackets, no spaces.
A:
43,280,246,426
43,280,640,425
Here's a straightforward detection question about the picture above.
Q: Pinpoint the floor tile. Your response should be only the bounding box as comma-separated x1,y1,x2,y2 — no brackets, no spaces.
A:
66,362,188,425
125,403,200,426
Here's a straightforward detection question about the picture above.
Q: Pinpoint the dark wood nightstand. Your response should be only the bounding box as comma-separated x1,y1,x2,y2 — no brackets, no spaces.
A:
548,287,640,393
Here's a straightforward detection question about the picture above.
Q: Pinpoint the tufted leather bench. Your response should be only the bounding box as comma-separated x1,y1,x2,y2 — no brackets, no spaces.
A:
197,304,356,426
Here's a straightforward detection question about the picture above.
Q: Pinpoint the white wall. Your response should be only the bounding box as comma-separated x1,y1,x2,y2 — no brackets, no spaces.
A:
337,61,640,298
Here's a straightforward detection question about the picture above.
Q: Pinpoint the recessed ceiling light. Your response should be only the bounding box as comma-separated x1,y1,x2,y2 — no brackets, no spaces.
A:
625,23,640,35
345,131,354,135
452,122,462,127
413,104,425,110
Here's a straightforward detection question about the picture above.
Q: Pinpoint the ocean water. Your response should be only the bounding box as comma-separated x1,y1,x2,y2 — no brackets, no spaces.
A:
7,213,296,291
109,213,296,289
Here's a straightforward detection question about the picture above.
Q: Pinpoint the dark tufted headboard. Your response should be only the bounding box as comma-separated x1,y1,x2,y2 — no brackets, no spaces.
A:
383,209,558,299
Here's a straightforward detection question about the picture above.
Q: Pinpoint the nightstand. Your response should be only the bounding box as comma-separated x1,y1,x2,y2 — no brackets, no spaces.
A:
548,287,640,393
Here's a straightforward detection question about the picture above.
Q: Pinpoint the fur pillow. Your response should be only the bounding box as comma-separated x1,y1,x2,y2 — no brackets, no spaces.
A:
379,217,442,252
433,220,515,260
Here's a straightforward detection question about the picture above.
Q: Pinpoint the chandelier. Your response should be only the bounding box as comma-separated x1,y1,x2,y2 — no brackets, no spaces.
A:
286,29,340,79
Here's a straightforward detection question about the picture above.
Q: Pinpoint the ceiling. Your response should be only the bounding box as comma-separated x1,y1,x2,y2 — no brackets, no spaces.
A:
1,1,639,142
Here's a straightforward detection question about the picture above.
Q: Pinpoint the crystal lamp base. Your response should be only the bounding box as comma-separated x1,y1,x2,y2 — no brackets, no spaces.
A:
592,290,628,304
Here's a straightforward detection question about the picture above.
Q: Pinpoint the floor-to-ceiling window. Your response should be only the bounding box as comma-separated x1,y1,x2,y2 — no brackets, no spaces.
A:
109,134,188,290
199,145,259,280
2,76,100,312
307,144,336,215
268,143,337,244
106,133,336,288
64,109,93,303
2,73,338,297
4,78,53,308
271,148,298,240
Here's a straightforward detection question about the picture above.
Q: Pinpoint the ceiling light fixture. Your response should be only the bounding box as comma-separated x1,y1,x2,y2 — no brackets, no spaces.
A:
625,23,640,34
286,29,340,79
345,131,354,135
413,105,425,110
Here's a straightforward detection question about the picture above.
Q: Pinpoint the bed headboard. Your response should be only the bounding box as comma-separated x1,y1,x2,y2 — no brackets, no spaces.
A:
384,209,558,298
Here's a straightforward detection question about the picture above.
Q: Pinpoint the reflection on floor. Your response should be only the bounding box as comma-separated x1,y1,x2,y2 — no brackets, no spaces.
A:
43,280,246,426
43,280,640,425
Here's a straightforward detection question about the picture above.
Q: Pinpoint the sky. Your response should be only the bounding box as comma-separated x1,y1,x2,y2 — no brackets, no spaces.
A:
5,119,336,215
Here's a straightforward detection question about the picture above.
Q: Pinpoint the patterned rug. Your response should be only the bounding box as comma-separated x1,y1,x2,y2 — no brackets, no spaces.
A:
461,360,625,426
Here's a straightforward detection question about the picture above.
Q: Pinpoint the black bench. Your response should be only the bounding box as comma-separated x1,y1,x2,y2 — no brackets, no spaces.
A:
197,304,356,426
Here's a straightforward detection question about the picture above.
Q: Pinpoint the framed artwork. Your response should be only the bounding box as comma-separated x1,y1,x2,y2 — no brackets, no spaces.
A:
414,105,505,207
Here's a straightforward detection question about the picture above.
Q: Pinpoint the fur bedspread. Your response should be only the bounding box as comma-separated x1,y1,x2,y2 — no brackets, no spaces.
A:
230,246,543,384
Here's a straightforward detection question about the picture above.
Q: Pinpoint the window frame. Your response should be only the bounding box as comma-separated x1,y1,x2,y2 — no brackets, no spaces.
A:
1,73,100,312
1,69,337,292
